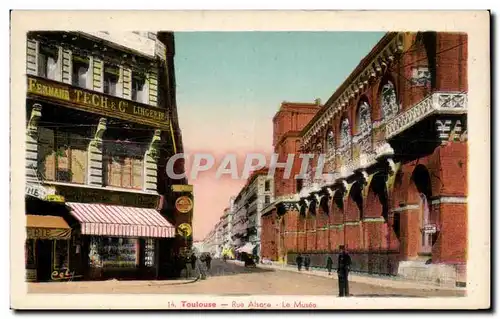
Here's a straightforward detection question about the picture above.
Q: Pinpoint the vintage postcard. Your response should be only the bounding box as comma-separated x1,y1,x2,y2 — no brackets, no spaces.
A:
10,10,490,310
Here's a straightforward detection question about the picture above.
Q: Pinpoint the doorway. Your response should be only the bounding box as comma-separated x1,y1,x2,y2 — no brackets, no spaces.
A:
36,240,53,281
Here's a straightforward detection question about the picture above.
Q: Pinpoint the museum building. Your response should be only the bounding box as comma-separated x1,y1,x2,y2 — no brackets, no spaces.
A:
261,32,468,285
24,31,191,281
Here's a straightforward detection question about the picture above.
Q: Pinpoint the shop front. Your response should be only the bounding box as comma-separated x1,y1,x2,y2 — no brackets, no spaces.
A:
66,202,175,280
25,214,73,282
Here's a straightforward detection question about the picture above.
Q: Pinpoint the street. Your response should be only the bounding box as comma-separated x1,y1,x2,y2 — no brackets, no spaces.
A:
28,259,465,297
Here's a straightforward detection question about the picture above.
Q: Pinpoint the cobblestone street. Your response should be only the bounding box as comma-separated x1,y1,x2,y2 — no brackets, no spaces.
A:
29,260,466,297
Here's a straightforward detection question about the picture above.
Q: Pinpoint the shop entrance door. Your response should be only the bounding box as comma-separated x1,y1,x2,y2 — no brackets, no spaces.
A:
36,240,53,282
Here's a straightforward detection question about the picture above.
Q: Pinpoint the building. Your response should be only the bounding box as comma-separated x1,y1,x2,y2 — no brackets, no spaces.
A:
261,32,468,285
231,168,274,260
260,100,321,263
24,31,190,282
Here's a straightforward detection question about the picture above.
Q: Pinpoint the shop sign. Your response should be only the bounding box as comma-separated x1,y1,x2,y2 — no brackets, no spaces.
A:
51,269,78,281
175,196,193,213
177,223,192,238
54,185,159,209
27,227,71,240
27,75,169,130
172,184,194,193
422,224,438,234
25,183,47,200
46,194,65,203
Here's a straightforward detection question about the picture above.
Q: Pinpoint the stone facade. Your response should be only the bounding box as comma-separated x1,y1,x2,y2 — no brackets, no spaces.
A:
261,32,468,285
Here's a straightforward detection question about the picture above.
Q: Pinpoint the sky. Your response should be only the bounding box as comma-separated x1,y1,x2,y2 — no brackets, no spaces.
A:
173,31,385,241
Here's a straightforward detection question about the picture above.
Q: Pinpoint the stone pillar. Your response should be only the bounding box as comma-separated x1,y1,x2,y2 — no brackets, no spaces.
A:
26,104,42,182
87,118,107,187
144,130,161,192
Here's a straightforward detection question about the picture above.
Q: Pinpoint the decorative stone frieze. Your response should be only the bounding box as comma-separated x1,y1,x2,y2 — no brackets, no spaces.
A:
87,117,107,187
26,104,43,182
385,92,468,139
302,33,404,147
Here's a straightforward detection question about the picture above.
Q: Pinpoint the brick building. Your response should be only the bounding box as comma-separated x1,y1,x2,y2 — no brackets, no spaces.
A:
261,32,468,285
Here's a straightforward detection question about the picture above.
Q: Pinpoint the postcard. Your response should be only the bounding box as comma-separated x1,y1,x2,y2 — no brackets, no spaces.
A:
10,10,490,310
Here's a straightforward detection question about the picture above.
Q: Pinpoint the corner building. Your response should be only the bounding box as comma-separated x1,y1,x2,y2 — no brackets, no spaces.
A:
261,32,468,285
24,31,189,281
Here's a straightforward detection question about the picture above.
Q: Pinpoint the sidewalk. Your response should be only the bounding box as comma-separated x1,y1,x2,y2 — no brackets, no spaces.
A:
228,260,466,292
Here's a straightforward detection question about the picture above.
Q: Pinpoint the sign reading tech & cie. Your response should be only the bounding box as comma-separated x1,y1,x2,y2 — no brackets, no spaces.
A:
27,75,169,130
53,184,160,209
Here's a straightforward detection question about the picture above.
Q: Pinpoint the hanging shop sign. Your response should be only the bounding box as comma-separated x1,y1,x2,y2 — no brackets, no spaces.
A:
25,183,48,200
175,196,194,214
53,184,160,209
171,184,194,193
27,75,169,130
46,194,65,203
177,223,192,238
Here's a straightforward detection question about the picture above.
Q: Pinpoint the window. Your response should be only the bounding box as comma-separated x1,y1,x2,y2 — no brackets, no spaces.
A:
340,118,351,148
132,73,147,103
104,66,119,96
265,180,271,191
144,239,155,267
381,80,399,120
37,127,88,184
72,55,90,88
296,179,303,193
265,196,271,204
38,45,59,80
357,101,372,137
103,140,144,190
326,130,335,155
89,237,138,268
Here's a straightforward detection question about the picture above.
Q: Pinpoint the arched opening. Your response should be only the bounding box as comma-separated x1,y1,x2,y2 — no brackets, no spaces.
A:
411,164,437,254
379,77,399,121
356,97,372,137
349,182,364,220
339,116,351,149
320,193,330,215
370,173,390,222
325,129,335,157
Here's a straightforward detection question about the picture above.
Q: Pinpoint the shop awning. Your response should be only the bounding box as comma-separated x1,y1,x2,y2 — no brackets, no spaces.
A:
66,202,175,238
236,242,256,254
26,215,71,240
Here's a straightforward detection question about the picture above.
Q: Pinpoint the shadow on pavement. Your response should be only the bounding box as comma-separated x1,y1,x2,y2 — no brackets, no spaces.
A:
206,260,276,278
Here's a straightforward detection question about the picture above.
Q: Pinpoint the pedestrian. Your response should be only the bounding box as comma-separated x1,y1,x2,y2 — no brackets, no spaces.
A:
205,254,212,271
326,255,333,275
304,255,311,271
196,254,207,280
337,245,352,297
190,253,197,278
296,254,303,271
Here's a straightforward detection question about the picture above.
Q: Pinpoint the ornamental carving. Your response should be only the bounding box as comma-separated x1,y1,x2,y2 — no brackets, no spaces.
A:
357,101,372,137
326,130,335,156
381,81,399,120
340,117,351,148
438,94,467,109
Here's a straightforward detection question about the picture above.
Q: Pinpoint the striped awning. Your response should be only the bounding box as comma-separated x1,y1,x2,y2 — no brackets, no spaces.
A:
66,202,175,238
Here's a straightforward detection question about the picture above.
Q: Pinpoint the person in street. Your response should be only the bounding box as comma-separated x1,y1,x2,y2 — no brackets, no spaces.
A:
296,254,303,271
196,254,207,280
190,253,197,278
337,245,352,297
205,254,212,271
304,255,311,271
326,255,333,275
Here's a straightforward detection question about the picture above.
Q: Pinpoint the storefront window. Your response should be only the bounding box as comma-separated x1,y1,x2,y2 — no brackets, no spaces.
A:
53,240,69,270
25,239,36,268
88,237,138,268
144,239,155,267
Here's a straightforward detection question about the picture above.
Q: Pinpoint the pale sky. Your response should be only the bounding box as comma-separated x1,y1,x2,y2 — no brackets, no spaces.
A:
173,31,385,240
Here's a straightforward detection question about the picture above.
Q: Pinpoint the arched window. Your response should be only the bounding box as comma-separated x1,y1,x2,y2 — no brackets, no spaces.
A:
340,118,351,148
381,80,399,120
357,100,372,137
326,130,335,154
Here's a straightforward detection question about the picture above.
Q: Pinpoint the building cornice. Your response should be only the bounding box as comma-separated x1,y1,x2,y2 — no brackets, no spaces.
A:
301,32,402,147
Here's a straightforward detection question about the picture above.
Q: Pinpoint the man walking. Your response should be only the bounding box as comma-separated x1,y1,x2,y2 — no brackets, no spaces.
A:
326,255,333,275
296,254,303,271
337,245,352,297
304,255,311,271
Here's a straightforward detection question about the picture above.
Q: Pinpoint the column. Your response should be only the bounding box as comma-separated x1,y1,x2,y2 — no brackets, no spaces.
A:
87,118,107,187
26,104,42,182
144,130,161,193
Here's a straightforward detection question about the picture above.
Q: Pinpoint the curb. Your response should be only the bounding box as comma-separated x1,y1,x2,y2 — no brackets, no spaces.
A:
232,261,465,292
